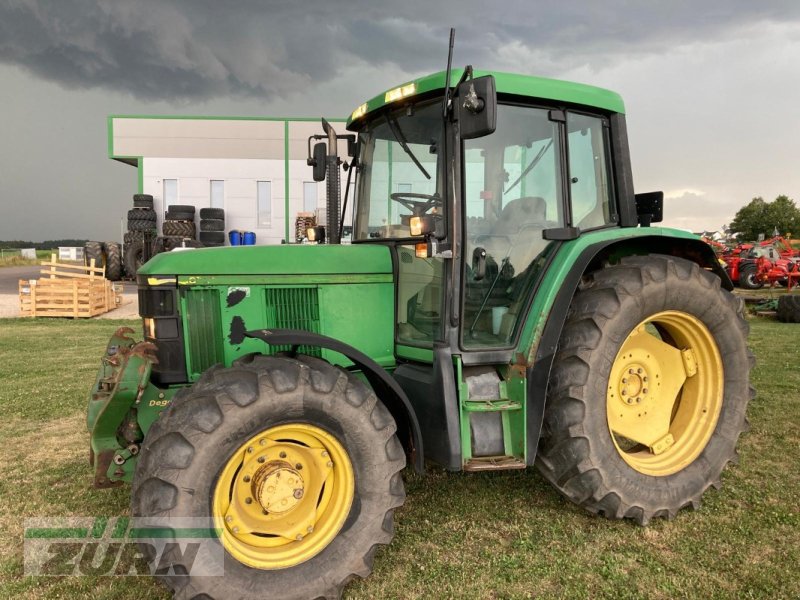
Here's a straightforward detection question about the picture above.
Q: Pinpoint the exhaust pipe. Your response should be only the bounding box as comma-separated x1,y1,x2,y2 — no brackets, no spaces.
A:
321,119,340,244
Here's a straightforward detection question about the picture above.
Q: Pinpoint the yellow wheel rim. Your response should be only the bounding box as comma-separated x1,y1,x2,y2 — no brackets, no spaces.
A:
212,423,354,569
606,311,724,476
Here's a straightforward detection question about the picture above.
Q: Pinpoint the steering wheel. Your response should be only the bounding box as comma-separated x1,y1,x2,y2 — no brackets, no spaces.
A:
390,192,441,215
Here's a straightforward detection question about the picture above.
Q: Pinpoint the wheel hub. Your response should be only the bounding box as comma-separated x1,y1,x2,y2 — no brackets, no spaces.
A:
212,423,354,569
252,461,305,514
615,361,652,406
606,311,724,476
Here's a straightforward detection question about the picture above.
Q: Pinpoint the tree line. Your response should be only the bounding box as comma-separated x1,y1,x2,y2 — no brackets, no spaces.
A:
729,195,799,241
0,239,89,250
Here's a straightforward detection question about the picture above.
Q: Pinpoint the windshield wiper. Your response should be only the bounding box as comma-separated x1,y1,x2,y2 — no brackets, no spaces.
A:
504,138,553,195
386,116,431,180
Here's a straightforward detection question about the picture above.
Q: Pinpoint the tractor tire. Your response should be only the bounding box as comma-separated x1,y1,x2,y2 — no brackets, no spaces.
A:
103,242,122,281
83,241,105,270
167,204,195,215
536,255,752,525
162,220,196,238
738,263,763,290
164,210,195,222
199,207,225,220
200,218,225,232
776,295,800,323
200,230,226,246
127,208,156,222
132,354,405,600
133,194,154,208
128,219,158,233
123,240,146,277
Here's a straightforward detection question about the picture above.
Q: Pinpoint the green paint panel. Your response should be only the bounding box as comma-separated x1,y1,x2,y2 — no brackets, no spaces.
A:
348,69,625,129
515,227,700,360
182,288,225,379
139,244,393,277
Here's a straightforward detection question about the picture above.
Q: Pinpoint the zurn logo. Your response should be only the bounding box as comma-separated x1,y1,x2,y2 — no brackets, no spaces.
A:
24,517,223,576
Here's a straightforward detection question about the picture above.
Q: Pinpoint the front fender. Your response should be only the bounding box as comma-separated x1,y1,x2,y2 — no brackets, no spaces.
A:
246,328,425,473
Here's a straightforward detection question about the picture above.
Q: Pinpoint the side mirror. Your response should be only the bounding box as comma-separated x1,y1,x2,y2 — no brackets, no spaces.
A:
312,142,327,182
634,191,664,227
455,75,496,139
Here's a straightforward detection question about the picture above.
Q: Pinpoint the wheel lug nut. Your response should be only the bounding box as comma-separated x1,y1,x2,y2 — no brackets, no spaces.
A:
258,456,265,463
296,534,303,541
622,378,627,383
621,390,627,396
307,526,314,533
243,475,251,482
326,461,333,468
643,388,648,394
280,452,287,458
629,369,634,374
321,451,329,458
259,439,266,446
295,463,302,470
225,516,233,523
643,376,648,382
245,497,252,504
247,447,253,453
637,368,643,374
233,526,239,533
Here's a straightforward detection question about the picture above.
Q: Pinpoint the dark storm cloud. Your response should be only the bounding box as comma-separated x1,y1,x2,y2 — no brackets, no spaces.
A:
1,0,799,101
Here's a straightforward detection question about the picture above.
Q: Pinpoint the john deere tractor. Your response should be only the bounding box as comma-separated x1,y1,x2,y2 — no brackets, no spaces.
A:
87,61,752,599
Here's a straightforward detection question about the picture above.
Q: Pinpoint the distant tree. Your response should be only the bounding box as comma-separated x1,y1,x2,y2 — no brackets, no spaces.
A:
729,195,800,241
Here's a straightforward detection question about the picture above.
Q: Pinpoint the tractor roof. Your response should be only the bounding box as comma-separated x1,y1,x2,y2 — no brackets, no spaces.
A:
346,69,625,129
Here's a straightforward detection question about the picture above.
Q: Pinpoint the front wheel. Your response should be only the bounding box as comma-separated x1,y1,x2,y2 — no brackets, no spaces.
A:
132,354,406,599
537,255,752,524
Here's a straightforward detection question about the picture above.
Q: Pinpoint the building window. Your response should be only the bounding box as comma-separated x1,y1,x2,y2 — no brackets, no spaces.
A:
303,181,317,212
210,180,224,209
258,181,272,226
164,179,177,210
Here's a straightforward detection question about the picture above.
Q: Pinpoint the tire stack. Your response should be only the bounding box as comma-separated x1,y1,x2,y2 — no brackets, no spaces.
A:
199,208,225,247
161,204,197,251
83,240,122,281
124,194,158,277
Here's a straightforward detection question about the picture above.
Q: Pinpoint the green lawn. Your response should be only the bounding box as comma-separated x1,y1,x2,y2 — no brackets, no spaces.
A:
0,317,797,599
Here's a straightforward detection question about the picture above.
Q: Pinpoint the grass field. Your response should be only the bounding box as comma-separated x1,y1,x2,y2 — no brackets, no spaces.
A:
0,250,60,268
0,317,797,599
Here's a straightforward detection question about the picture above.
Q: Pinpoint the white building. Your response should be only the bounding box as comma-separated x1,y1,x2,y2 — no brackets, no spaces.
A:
108,116,349,245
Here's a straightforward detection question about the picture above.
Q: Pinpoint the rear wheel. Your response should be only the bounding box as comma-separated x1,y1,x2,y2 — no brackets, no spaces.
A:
132,354,405,599
537,255,752,524
738,262,763,289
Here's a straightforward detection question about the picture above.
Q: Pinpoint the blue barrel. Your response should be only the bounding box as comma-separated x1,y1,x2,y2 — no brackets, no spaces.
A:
228,230,242,246
243,231,256,246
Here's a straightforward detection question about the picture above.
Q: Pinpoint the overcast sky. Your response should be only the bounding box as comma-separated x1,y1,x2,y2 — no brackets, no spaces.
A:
1,0,799,241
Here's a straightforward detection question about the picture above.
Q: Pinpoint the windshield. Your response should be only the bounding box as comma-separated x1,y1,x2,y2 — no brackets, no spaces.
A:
353,101,444,240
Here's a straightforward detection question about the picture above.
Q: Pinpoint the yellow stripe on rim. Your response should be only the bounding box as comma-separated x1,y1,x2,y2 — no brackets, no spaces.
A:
606,311,724,476
212,423,354,569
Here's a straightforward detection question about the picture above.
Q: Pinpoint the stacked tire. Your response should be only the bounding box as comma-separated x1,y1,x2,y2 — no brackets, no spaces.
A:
162,204,197,249
83,241,122,281
199,207,225,247
124,194,157,277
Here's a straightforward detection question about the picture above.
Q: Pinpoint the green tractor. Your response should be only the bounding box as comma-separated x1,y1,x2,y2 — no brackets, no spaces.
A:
87,60,752,598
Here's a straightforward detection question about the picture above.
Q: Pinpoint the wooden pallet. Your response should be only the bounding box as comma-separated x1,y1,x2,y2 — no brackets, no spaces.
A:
18,254,123,318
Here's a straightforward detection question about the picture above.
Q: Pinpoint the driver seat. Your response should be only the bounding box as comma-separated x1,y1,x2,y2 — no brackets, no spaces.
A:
487,196,549,275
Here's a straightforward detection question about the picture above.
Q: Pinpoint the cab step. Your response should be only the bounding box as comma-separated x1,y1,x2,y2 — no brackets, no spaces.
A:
463,456,526,472
462,399,521,412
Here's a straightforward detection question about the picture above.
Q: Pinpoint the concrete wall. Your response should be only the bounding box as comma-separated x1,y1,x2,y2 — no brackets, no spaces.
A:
112,117,349,245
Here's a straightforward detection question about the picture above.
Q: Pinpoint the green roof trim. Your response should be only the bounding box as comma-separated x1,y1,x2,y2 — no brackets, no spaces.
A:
347,69,625,128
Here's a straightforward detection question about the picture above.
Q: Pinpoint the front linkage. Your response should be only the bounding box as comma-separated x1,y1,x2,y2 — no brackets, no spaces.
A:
87,327,176,488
